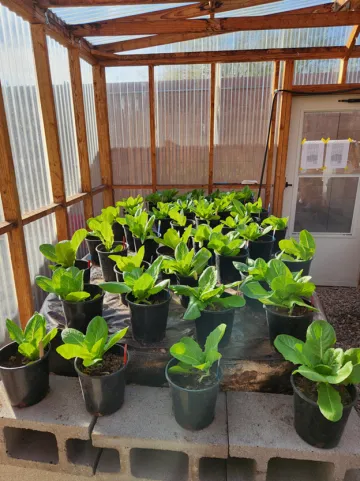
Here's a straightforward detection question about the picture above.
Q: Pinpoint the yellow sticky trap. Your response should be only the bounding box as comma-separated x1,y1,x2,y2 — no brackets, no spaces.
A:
348,138,354,143
321,166,327,171
321,137,330,144
301,138,307,145
299,167,303,171
344,166,349,171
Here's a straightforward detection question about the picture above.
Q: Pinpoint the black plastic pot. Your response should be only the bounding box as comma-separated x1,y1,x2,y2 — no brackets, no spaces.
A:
240,274,269,312
0,342,50,407
154,218,171,237
282,257,313,276
290,374,357,449
248,234,275,262
273,228,287,255
62,284,104,333
251,210,268,223
96,242,127,282
112,222,125,242
215,248,248,284
166,358,222,430
75,344,129,416
176,274,198,308
156,245,174,258
170,220,195,236
160,271,177,285
124,225,135,252
127,290,171,343
74,259,91,284
195,295,236,347
133,237,158,263
265,305,314,344
85,235,101,266
114,261,150,307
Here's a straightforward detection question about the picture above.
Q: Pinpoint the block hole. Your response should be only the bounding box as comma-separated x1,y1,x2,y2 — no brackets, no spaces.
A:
199,457,227,481
4,427,58,464
96,448,121,473
345,469,360,481
267,458,334,481
130,448,188,481
227,457,256,481
66,438,100,469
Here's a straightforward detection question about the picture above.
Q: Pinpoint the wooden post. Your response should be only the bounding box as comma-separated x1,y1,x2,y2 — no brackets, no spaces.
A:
273,60,294,216
148,66,157,193
265,60,280,207
0,82,34,326
68,47,94,220
208,63,216,195
31,24,69,240
338,59,348,84
93,65,114,207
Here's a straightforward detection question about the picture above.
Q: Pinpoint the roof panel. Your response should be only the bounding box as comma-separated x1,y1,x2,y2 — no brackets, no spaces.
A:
216,0,332,17
50,4,194,24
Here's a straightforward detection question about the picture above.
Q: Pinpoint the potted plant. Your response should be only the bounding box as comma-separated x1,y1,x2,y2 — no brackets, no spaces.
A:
213,192,235,219
169,208,194,235
173,198,195,220
146,190,178,210
116,195,144,215
0,314,57,407
192,224,223,265
233,257,270,311
275,320,359,448
238,222,274,261
208,231,248,284
234,185,254,204
277,229,316,276
245,198,268,222
154,225,193,257
111,246,149,306
88,219,127,281
36,267,104,333
171,266,244,347
125,211,157,262
241,259,317,343
163,242,211,308
100,257,171,343
40,228,90,282
165,324,226,430
192,199,220,227
152,202,175,236
261,215,289,254
57,316,129,416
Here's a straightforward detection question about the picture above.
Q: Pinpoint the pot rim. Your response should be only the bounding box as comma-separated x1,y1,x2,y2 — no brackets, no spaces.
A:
156,245,175,256
202,292,237,314
263,303,315,319
74,259,90,268
290,373,358,409
0,341,51,371
86,235,101,242
126,289,171,307
275,251,314,263
95,242,128,254
216,249,249,260
75,344,129,380
165,358,222,393
61,284,104,305
249,234,275,244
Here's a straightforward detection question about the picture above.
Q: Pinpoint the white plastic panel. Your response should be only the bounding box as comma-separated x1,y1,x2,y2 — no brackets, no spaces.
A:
0,235,19,341
67,201,87,258
294,59,340,85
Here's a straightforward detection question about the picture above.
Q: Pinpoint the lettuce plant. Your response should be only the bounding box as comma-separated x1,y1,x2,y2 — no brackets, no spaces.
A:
57,316,128,368
261,215,288,231
152,202,175,220
110,246,145,273
87,219,125,253
170,266,245,320
240,259,317,314
193,224,223,247
208,231,246,256
213,193,235,214
154,225,192,251
169,208,187,226
6,313,57,361
192,199,219,222
124,211,155,243
169,324,226,381
234,186,254,203
146,190,178,204
238,222,272,241
174,198,194,214
36,267,93,302
234,257,269,283
116,195,144,215
275,320,360,421
245,198,263,215
40,229,88,268
277,229,316,261
163,242,211,279
100,256,169,304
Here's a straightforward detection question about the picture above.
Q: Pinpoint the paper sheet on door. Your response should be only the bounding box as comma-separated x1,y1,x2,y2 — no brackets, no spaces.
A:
324,140,350,169
300,141,325,170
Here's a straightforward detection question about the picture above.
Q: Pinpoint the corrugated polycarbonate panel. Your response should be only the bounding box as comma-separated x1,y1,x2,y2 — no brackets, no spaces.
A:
67,201,87,258
0,5,53,214
80,59,101,188
214,62,273,184
155,64,210,185
51,5,193,24
217,0,331,17
294,59,340,85
24,214,57,311
0,235,18,341
47,37,82,198
92,193,104,217
114,189,152,203
347,58,360,83
106,67,152,185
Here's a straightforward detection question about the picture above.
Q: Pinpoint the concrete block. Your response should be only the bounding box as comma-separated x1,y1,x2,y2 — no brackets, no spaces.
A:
0,375,96,475
92,386,228,460
227,391,360,477
198,457,227,481
130,448,188,481
227,457,256,481
0,462,95,481
267,458,334,481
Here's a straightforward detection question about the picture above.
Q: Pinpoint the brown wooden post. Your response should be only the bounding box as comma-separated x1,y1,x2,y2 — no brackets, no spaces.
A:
68,47,94,220
265,60,280,207
93,64,114,206
208,63,216,195
31,24,69,240
148,65,157,193
273,60,294,216
0,82,34,326
338,59,348,84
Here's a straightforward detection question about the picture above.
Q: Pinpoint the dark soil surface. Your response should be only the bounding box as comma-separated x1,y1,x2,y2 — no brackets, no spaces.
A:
268,304,309,316
0,353,31,368
170,370,219,390
295,374,353,406
80,353,123,376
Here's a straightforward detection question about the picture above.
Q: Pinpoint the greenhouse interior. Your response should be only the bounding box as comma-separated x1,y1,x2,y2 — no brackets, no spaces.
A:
0,0,360,480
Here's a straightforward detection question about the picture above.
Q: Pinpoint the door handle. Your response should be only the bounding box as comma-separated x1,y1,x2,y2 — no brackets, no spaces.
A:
285,181,293,188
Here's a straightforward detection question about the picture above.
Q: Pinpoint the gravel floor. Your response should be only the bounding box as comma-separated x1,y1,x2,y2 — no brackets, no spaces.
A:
317,286,360,414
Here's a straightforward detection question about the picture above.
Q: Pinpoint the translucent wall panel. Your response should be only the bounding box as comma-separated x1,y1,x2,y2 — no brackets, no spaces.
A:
47,37,81,198
0,235,18,340
155,64,210,185
0,5,53,215
80,59,101,188
24,214,57,311
347,58,360,83
114,189,152,203
67,202,87,258
106,67,152,185
93,193,104,216
294,59,340,85
214,62,273,184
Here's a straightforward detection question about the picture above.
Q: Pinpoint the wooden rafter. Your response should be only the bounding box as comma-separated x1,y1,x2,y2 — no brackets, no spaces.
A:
338,24,360,84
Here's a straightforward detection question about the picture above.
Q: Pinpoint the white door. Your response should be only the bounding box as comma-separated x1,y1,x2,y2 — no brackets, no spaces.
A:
282,95,360,287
